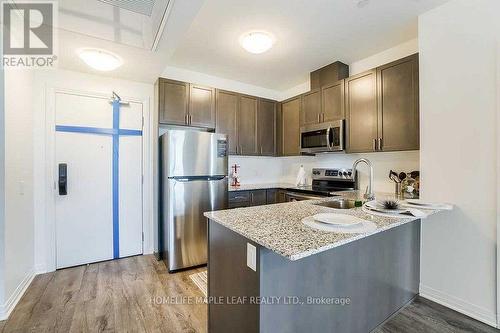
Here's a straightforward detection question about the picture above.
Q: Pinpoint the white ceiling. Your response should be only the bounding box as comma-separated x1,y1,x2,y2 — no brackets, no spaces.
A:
49,0,451,88
167,0,450,90
53,0,205,83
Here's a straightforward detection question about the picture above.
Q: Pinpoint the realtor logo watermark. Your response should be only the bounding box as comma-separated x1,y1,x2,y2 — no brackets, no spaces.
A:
2,1,57,68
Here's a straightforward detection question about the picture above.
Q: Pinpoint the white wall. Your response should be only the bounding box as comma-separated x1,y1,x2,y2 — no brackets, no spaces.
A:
349,39,419,76
0,44,5,315
162,66,283,101
419,0,499,326
1,68,35,320
228,156,286,184
33,69,155,273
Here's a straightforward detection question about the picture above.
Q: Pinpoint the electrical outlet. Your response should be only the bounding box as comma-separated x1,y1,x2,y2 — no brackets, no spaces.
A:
247,243,256,271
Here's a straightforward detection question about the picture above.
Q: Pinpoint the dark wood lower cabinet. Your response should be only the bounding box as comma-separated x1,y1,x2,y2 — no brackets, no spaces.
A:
208,219,421,333
228,189,282,209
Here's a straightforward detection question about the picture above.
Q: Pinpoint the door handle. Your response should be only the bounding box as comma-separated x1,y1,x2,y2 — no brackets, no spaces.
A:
189,114,192,125
58,163,67,195
378,138,383,151
372,139,377,151
317,114,320,123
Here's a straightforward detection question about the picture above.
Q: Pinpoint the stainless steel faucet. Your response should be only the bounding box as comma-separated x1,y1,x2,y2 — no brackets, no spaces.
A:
352,158,375,200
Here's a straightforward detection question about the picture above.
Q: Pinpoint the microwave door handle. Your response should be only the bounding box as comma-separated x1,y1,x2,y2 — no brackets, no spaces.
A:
326,127,332,150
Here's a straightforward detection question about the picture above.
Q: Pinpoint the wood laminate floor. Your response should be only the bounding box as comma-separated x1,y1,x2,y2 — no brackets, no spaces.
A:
0,255,497,333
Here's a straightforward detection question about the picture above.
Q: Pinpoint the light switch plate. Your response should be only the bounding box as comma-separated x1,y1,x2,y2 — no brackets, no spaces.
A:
247,243,256,271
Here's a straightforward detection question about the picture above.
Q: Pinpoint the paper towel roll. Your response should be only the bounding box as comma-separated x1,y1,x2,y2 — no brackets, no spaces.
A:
296,165,307,187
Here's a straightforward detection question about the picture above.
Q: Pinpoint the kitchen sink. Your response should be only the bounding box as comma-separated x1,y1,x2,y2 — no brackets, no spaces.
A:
313,198,357,209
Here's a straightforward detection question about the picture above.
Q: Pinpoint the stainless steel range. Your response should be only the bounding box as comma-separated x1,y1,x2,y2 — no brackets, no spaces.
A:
284,168,358,202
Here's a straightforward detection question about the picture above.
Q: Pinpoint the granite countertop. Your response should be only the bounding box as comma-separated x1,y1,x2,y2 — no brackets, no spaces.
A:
228,183,296,192
204,191,439,261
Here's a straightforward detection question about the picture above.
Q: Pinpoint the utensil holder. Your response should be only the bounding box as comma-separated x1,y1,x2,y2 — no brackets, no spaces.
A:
395,183,403,198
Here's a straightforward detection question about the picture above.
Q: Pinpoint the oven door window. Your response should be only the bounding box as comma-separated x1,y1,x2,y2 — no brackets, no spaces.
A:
301,129,328,149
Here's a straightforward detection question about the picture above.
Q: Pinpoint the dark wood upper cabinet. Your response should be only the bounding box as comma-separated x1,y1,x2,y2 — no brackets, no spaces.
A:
301,89,322,125
346,70,378,153
346,54,420,153
158,78,189,125
281,96,301,156
257,99,276,156
322,80,345,122
377,54,419,151
189,84,215,128
238,95,258,155
216,90,239,154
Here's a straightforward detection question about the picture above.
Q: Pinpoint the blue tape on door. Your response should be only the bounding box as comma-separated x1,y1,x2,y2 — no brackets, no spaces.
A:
55,101,142,260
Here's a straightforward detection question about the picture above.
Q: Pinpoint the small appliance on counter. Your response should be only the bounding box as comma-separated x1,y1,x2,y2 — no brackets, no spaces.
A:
231,164,240,187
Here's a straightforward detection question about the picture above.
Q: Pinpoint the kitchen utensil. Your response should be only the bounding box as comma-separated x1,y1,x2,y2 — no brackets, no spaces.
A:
389,170,400,183
398,172,407,182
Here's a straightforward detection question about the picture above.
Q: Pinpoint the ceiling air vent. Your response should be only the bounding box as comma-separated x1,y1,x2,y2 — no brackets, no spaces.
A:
98,0,156,16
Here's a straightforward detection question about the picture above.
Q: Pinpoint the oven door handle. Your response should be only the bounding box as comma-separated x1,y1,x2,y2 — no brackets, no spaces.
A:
285,192,323,201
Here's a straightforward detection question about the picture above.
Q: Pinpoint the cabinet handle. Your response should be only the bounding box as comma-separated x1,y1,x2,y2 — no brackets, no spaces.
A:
260,146,263,155
189,114,192,125
251,192,254,203
317,114,321,123
378,138,383,151
321,113,324,122
185,114,188,124
373,139,377,151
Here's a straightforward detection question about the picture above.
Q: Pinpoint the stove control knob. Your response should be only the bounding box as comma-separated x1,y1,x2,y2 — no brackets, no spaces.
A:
347,171,352,177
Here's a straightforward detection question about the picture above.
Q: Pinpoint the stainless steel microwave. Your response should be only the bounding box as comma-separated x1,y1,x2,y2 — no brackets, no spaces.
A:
300,120,344,154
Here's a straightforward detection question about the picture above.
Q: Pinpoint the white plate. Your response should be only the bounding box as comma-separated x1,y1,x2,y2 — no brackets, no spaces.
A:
403,199,453,210
365,200,407,214
303,216,377,234
312,213,364,226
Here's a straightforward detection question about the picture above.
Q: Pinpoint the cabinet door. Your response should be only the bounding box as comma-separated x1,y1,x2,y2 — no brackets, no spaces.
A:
159,79,188,125
266,189,278,204
281,97,301,156
216,90,239,155
258,99,276,156
277,190,287,203
189,84,215,128
250,190,267,206
346,70,378,153
322,80,345,122
301,89,321,125
377,54,419,151
238,96,258,155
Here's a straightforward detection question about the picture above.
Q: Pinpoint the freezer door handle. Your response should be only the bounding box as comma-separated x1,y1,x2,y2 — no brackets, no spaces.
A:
171,176,227,182
58,163,68,195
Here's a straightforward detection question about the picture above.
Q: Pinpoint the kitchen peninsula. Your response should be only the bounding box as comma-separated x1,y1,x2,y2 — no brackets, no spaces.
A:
204,193,440,333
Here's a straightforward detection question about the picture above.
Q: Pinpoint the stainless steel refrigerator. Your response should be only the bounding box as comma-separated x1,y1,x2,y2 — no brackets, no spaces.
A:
160,130,228,272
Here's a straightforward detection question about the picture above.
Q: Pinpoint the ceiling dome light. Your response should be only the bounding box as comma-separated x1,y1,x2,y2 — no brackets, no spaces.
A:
78,48,123,71
239,31,274,54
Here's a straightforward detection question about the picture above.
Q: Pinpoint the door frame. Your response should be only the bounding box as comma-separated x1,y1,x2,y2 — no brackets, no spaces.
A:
496,41,500,329
44,87,151,271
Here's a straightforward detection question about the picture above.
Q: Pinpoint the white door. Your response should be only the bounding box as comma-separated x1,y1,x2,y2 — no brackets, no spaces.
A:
54,91,143,269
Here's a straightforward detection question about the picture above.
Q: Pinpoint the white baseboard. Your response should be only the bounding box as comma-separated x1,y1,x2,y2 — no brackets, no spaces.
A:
419,284,498,328
0,269,36,321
